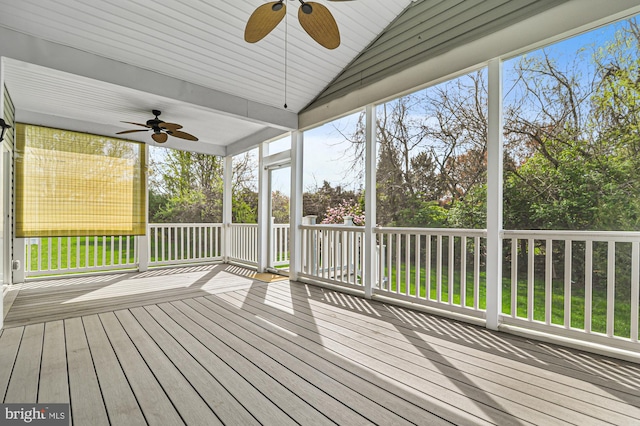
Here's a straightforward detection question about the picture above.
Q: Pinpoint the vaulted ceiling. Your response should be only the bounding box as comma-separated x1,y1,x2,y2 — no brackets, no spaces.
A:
1,0,639,157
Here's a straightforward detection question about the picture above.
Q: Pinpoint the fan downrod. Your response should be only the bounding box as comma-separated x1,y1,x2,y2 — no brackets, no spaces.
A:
299,1,313,14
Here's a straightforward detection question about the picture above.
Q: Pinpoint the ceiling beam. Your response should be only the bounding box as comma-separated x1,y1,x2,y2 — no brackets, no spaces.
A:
225,128,290,157
17,111,227,157
0,27,298,131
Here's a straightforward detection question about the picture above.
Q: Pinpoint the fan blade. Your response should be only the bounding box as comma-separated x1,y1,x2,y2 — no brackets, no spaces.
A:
170,130,198,141
121,121,150,128
244,1,286,43
116,129,149,135
298,2,340,49
152,132,168,143
159,122,183,131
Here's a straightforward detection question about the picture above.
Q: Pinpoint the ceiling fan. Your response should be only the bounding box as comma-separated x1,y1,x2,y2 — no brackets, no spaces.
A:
245,0,354,50
116,110,198,143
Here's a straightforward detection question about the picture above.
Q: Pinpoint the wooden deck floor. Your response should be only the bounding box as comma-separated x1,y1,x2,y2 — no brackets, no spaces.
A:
2,265,640,425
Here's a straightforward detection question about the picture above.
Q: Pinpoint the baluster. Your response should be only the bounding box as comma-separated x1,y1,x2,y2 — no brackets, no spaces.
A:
545,239,553,325
414,234,421,299
460,236,466,307
511,238,518,318
474,236,480,310
386,233,392,292
436,235,442,302
448,235,454,305
405,234,411,296
395,233,401,294
584,240,593,333
631,242,639,342
527,238,535,321
564,240,572,329
606,241,615,337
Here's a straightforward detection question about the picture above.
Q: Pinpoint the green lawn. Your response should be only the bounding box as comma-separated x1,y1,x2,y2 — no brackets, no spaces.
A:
381,261,638,340
27,236,136,271
28,234,223,273
28,237,637,340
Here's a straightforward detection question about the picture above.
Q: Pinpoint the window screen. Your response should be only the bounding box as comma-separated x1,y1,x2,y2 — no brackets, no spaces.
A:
15,124,146,237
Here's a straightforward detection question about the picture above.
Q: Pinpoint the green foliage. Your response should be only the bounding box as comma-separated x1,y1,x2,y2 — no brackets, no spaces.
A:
447,185,487,229
394,200,448,228
150,148,261,224
303,180,362,222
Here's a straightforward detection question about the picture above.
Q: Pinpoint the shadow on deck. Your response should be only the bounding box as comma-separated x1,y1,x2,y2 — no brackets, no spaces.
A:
1,265,639,425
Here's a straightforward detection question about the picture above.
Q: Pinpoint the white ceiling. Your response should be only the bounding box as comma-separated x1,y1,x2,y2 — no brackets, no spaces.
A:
0,0,414,155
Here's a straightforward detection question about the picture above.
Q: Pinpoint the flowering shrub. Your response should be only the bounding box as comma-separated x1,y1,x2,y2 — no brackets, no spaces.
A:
321,200,365,225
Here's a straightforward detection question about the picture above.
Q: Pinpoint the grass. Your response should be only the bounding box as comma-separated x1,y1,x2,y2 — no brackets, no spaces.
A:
382,261,638,340
27,236,136,271
27,234,240,272
28,237,637,340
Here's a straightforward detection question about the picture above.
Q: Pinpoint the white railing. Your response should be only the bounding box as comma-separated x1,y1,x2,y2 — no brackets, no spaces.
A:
22,222,640,353
501,230,640,351
25,235,138,277
271,222,290,267
148,223,223,267
300,224,366,289
227,222,290,268
375,227,487,319
228,223,258,266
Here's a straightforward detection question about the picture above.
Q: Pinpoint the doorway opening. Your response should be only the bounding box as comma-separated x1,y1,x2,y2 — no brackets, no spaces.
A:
267,165,290,275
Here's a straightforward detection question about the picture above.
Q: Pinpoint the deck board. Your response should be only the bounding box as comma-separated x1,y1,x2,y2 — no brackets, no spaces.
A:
128,306,260,426
262,283,640,424
175,298,419,426
98,312,184,426
82,315,147,426
158,301,328,425
4,323,44,403
38,321,69,403
217,289,545,425
192,294,463,425
112,309,222,426
65,317,110,426
0,327,23,401
1,265,639,425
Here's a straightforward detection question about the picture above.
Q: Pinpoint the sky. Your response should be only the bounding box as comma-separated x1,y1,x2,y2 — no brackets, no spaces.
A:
296,15,634,195
152,14,636,198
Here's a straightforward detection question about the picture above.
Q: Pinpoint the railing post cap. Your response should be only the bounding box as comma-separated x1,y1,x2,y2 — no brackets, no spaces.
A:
303,215,317,225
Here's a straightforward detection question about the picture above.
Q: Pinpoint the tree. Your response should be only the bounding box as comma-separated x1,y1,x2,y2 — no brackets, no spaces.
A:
303,180,362,222
150,148,259,223
342,71,489,228
503,19,640,232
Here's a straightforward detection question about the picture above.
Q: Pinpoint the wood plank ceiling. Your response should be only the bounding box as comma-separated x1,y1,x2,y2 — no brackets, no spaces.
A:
0,1,639,155
0,0,413,155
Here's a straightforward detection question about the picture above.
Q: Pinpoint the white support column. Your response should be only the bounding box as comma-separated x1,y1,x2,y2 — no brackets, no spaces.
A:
364,104,377,299
222,155,233,263
486,58,504,330
12,238,25,284
138,143,150,272
289,131,303,281
137,234,149,272
256,142,269,272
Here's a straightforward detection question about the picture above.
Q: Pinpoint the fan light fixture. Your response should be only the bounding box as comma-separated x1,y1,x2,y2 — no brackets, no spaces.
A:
116,110,198,143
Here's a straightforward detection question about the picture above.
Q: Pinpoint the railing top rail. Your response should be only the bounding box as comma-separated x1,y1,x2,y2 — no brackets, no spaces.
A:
300,224,365,232
375,226,487,237
228,223,259,227
149,223,223,228
502,229,640,242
